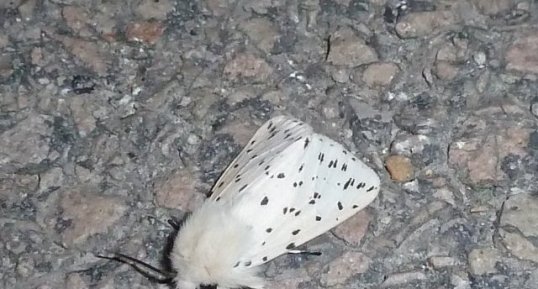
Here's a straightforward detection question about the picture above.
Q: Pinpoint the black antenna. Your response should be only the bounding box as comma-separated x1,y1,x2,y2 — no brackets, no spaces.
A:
95,252,177,283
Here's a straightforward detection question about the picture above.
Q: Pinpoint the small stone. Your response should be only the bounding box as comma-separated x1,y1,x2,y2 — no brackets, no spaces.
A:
38,168,64,193
125,20,165,45
261,90,285,105
449,133,500,185
381,271,427,287
362,62,399,87
330,67,350,83
226,86,257,106
500,228,538,263
395,11,458,38
434,61,459,80
0,114,53,168
15,254,35,277
321,252,371,286
216,118,258,146
333,210,371,246
505,33,538,74
240,18,278,53
468,248,499,275
433,188,456,206
18,0,36,21
62,6,92,37
224,53,272,82
134,0,174,20
206,0,232,16
501,194,538,237
70,96,97,137
327,27,378,67
451,273,472,289
437,44,459,62
472,0,514,15
428,256,458,268
0,54,14,78
59,188,127,246
473,51,487,68
390,134,431,156
154,169,204,212
385,155,414,182
60,37,108,75
0,33,9,48
65,272,89,289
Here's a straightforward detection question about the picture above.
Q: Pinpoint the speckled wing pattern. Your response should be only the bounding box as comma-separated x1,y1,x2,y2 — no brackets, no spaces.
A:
208,115,380,268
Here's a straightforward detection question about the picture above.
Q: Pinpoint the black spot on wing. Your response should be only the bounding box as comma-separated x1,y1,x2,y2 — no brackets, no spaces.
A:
239,184,248,192
266,228,272,233
261,196,269,205
299,163,304,172
318,153,324,163
343,178,351,190
292,229,301,235
244,261,252,267
304,137,310,149
294,210,301,216
352,204,359,208
233,261,240,268
356,182,366,189
341,163,348,171
277,173,285,178
286,243,296,250
309,200,315,204
337,201,343,210
367,186,375,192
316,216,322,221
283,207,288,214
262,256,268,262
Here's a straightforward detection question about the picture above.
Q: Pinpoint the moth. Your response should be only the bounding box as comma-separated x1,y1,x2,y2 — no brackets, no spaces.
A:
98,115,380,289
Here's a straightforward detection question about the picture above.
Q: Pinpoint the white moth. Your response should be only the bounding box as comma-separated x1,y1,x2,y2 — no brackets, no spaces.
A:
99,115,380,289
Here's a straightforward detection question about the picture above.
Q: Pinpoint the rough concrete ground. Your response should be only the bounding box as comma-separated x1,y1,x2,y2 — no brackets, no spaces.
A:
1,0,537,288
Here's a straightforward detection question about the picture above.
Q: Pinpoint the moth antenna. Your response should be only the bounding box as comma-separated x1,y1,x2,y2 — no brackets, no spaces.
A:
95,252,176,283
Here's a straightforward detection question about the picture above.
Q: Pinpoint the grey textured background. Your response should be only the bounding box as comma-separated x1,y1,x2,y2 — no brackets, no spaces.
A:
1,0,537,289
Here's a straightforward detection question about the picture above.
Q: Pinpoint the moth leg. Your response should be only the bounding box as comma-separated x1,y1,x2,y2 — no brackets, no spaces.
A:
288,250,322,256
167,218,181,230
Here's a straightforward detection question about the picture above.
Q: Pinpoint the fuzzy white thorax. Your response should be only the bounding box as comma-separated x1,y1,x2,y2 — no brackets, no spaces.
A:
170,201,264,289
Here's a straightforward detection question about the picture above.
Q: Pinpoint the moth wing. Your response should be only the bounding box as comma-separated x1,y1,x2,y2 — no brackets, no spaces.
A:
237,133,380,267
209,115,313,202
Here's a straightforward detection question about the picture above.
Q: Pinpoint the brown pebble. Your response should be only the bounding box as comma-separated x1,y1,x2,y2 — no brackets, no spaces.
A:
385,155,414,182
